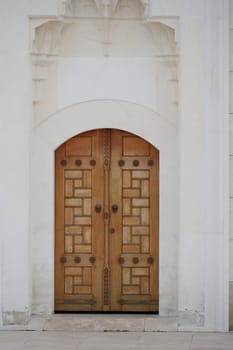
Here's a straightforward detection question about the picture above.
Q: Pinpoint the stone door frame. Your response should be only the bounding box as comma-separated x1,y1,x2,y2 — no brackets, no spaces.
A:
31,99,178,318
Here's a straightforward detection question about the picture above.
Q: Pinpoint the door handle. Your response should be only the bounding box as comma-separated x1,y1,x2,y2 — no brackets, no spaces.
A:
112,204,118,213
95,204,102,213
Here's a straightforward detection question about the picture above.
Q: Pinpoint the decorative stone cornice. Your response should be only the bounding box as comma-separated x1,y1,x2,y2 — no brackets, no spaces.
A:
30,0,178,122
94,0,149,18
56,0,150,19
147,16,179,43
59,0,74,17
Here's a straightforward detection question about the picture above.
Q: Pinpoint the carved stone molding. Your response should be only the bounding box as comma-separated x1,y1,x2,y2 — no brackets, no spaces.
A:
59,0,74,17
145,21,177,55
56,0,150,19
148,17,179,43
30,0,178,125
94,0,148,18
30,1,179,52
32,20,72,55
31,56,57,124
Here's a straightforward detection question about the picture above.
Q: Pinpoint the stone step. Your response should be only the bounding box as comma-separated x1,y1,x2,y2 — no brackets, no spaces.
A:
1,315,178,332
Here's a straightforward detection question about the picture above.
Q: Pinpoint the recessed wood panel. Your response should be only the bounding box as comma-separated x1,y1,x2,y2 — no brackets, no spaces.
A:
65,136,92,156
123,136,150,156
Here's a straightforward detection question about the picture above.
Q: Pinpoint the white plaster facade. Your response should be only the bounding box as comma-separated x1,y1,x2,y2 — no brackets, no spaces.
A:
229,0,233,332
0,0,230,331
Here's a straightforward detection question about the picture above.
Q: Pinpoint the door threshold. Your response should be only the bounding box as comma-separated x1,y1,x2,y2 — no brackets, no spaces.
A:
15,314,177,332
55,311,159,315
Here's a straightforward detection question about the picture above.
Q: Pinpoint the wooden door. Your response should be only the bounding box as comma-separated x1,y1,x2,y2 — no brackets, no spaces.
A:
55,129,159,312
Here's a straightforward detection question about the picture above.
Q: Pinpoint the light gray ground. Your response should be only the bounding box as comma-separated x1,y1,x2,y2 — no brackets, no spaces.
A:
0,331,233,350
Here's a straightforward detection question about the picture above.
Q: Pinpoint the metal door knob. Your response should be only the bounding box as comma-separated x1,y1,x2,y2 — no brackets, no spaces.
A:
95,204,102,213
112,204,118,212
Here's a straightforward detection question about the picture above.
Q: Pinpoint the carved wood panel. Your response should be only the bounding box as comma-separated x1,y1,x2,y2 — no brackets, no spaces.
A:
55,130,104,311
55,129,159,312
110,131,159,312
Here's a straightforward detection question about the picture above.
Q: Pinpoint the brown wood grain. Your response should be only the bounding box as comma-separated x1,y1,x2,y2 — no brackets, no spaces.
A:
55,129,159,312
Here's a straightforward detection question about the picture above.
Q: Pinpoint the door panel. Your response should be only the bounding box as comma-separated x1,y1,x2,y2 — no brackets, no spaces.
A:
110,130,159,312
55,130,105,311
55,129,159,312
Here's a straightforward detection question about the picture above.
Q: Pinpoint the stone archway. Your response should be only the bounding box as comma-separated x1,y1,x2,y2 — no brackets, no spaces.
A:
31,99,178,317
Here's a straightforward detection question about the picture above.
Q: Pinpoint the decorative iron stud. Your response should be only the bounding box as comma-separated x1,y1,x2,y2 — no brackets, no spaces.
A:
132,257,139,264
75,159,82,166
89,256,96,264
133,160,139,167
90,159,96,166
147,257,154,264
60,160,67,166
118,159,125,167
74,256,81,264
148,159,154,166
60,256,67,263
118,257,125,264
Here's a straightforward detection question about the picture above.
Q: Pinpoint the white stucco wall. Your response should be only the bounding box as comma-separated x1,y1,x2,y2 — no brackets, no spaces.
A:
178,0,229,330
57,58,158,111
229,0,233,331
0,0,31,325
0,0,229,331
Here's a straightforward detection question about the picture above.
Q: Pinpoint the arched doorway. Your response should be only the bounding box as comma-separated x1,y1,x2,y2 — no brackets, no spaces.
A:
55,128,159,312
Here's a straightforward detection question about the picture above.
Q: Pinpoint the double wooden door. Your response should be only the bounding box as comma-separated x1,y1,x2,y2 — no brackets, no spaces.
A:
55,129,159,312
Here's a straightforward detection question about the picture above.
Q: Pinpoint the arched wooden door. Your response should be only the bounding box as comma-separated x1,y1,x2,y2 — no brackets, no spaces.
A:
55,129,159,312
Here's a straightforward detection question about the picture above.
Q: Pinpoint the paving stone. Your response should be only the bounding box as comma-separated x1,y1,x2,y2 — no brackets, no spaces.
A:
27,317,47,331
191,333,233,349
137,332,193,348
0,330,232,350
